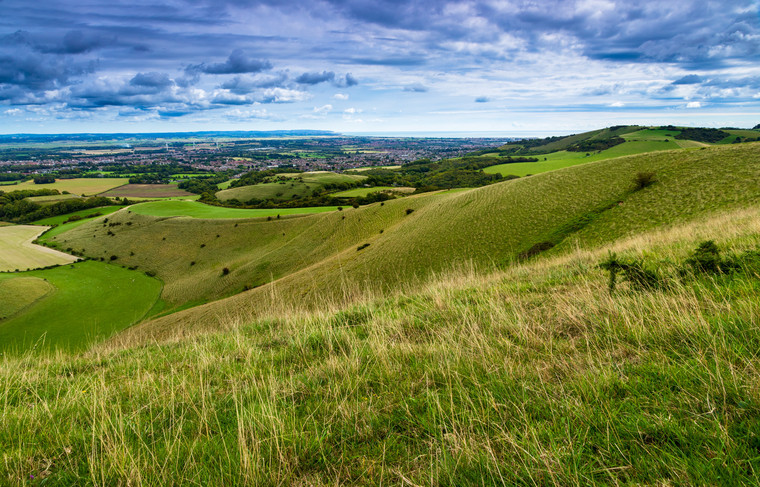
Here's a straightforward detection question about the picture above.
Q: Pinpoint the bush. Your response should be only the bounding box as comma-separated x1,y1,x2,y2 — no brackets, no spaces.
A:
634,171,656,190
222,267,230,276
405,208,414,215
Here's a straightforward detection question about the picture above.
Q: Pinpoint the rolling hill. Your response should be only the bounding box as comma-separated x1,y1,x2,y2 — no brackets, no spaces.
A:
44,142,759,344
216,171,366,202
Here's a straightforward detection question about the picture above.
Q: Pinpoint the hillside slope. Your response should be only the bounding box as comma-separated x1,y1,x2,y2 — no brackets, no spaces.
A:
4,204,760,485
85,142,760,343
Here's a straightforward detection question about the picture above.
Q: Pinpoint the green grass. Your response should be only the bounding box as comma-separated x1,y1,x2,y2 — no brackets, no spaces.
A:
485,129,685,177
24,194,82,205
216,171,366,202
33,206,125,227
0,225,78,272
129,200,339,219
35,206,128,242
0,277,53,320
0,260,161,352
8,178,129,196
129,142,760,337
2,208,760,484
332,186,415,197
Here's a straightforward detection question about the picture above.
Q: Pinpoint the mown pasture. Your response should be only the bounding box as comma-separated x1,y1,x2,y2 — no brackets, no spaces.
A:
0,225,78,271
25,194,82,205
8,178,129,196
0,260,162,352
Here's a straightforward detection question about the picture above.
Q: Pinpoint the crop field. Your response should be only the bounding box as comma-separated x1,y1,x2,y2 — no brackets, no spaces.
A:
0,225,78,272
216,171,365,201
24,194,82,205
0,260,162,352
129,200,339,219
9,178,129,196
99,183,193,198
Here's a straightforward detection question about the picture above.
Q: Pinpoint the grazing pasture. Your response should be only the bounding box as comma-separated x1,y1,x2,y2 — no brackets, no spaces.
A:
0,277,54,320
35,206,127,241
25,194,82,205
9,178,129,195
99,183,193,198
332,186,415,197
0,225,78,271
129,200,338,219
0,261,162,352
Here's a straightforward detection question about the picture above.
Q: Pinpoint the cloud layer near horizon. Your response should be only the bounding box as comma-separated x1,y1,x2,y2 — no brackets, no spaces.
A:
1,0,759,132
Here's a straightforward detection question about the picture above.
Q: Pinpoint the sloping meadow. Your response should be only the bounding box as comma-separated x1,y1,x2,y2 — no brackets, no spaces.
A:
2,204,760,485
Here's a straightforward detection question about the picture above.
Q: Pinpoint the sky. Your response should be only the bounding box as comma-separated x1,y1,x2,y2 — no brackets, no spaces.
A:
1,0,759,134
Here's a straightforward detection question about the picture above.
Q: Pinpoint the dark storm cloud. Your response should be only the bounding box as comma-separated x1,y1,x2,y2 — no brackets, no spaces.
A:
296,71,336,85
130,72,174,89
0,51,94,90
220,73,289,94
187,49,272,75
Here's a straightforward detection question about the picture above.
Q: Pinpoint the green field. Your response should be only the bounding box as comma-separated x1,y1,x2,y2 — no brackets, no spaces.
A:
35,206,127,241
129,200,339,219
216,171,366,202
0,225,78,272
0,260,162,352
25,194,82,205
484,128,686,177
9,178,129,195
0,277,54,320
332,186,415,197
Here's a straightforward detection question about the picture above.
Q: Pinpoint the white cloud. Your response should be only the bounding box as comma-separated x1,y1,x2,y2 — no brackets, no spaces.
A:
344,107,362,114
4,108,22,115
686,101,703,108
333,93,349,100
609,101,625,107
313,104,332,114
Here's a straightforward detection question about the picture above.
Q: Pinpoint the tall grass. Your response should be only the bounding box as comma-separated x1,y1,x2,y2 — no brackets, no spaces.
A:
2,206,760,485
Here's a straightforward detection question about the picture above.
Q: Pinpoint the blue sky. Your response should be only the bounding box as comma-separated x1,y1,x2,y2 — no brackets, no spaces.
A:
1,0,759,134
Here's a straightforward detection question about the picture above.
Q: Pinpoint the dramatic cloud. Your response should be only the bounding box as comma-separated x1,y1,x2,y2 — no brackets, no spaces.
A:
296,71,336,85
0,0,758,132
187,50,272,75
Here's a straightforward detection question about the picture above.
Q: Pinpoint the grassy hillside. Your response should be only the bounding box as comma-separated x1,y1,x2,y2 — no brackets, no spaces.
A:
485,127,687,177
0,261,162,352
3,205,760,485
49,142,757,342
129,200,339,219
216,171,366,202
